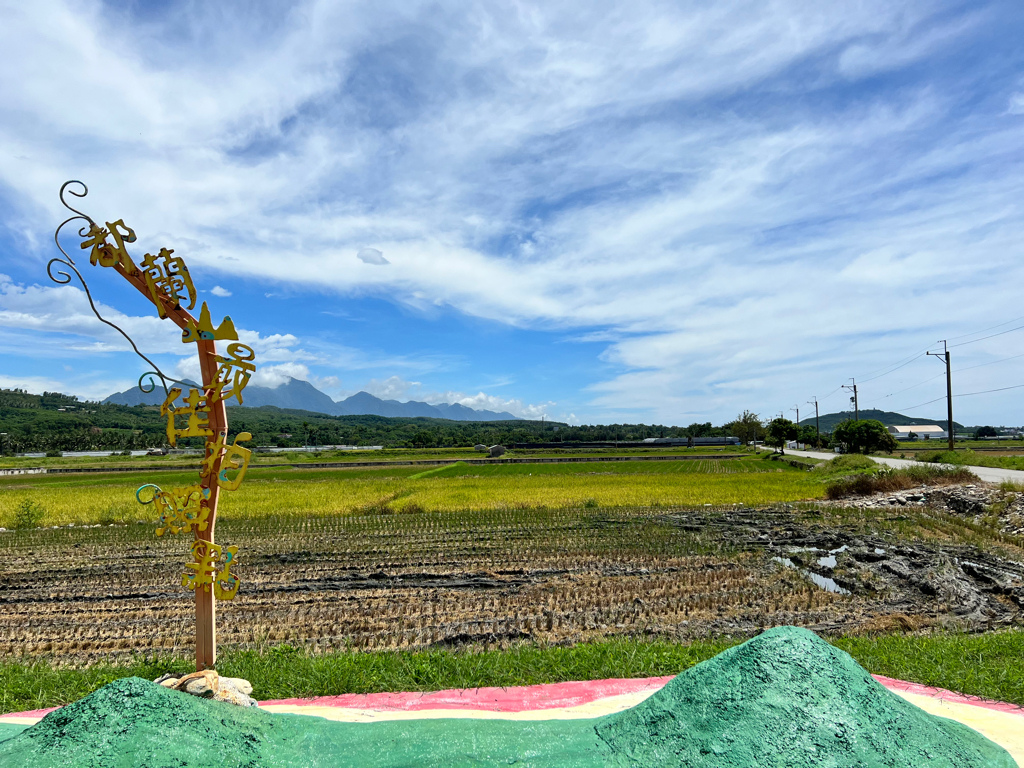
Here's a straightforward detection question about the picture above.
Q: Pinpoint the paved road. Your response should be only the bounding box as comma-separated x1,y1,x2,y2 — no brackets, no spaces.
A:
773,448,1024,485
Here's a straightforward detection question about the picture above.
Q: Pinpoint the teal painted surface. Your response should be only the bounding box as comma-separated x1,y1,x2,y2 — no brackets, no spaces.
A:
597,627,1017,767
0,723,27,744
0,628,1015,767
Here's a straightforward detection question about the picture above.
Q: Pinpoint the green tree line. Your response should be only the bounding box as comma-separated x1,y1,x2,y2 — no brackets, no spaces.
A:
0,388,740,453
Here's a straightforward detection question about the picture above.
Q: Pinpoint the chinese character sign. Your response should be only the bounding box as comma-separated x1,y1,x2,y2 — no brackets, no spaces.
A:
71,200,257,602
52,181,259,668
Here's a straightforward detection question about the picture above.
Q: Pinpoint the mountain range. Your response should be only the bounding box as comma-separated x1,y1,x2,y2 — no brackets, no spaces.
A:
103,377,520,421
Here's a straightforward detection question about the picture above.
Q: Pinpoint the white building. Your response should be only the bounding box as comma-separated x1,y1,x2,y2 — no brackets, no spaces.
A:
887,424,947,440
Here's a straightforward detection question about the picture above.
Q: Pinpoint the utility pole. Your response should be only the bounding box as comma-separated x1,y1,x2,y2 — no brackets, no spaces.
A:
791,405,800,426
807,397,819,448
842,379,858,421
927,340,954,451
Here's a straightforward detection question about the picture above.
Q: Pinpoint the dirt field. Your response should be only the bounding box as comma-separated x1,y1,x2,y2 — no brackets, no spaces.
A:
1,499,1022,664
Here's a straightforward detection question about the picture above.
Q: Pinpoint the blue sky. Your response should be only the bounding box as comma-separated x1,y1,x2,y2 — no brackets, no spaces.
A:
2,0,1024,426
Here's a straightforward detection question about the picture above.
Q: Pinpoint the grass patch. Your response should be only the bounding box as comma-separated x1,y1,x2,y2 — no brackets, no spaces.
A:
815,455,978,500
3,630,1023,712
916,448,1024,471
833,629,1024,706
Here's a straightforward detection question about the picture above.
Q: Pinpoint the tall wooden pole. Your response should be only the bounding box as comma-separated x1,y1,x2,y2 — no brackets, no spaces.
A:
928,341,954,453
945,347,954,452
194,339,227,669
114,263,226,669
808,397,819,448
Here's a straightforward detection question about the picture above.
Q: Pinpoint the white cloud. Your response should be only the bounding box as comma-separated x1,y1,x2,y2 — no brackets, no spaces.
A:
1,1,1021,423
361,375,421,400
210,285,232,297
252,362,310,388
359,375,552,418
356,248,389,265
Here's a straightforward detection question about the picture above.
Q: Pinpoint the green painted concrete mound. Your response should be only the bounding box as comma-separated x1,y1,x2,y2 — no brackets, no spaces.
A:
0,626,1015,767
597,626,1017,767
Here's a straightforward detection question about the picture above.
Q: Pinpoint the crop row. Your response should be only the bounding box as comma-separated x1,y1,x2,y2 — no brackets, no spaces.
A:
0,464,820,528
3,501,941,663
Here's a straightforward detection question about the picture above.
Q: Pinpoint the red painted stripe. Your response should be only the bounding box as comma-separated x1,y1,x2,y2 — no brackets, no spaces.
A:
0,706,59,719
3,675,1021,720
258,676,674,711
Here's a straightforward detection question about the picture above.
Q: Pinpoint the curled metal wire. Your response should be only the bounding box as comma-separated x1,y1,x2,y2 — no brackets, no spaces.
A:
50,181,191,399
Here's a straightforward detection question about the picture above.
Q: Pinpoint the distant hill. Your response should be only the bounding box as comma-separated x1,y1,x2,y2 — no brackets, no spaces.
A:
103,377,520,422
799,409,964,433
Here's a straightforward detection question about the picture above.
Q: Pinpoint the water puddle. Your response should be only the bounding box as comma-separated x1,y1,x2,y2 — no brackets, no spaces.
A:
816,545,849,569
772,556,851,595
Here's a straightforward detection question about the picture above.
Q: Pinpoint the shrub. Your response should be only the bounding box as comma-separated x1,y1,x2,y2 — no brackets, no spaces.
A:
12,499,45,529
824,465,977,500
816,455,877,473
915,450,960,464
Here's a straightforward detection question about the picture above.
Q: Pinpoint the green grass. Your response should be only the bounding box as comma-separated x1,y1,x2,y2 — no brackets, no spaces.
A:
833,630,1024,705
915,449,1024,471
0,459,821,527
3,630,1023,712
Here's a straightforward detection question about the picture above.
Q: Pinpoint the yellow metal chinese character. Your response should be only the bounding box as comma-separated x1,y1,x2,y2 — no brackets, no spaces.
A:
213,545,240,600
80,219,138,272
182,302,238,344
160,388,213,447
200,431,253,490
137,483,211,535
210,343,256,404
182,539,240,600
140,248,197,318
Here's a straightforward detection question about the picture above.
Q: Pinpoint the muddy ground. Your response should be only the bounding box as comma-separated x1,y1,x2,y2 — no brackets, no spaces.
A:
0,489,1022,664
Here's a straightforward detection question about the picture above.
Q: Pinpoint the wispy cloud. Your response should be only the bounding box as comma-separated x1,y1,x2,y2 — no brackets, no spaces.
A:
360,375,552,418
2,1,1023,424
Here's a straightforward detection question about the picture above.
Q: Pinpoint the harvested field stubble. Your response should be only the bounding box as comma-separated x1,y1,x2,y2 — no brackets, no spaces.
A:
1,502,1021,665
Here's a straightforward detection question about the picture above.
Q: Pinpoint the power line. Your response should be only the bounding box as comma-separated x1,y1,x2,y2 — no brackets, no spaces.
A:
891,382,1024,413
949,323,1024,349
878,352,1024,402
890,395,947,413
954,351,1024,373
879,372,945,400
854,346,930,383
947,314,1024,341
819,313,1024,415
857,351,928,384
957,382,1024,397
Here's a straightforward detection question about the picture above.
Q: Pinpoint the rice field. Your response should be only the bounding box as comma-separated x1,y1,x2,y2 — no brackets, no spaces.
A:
3,499,1019,666
0,458,822,528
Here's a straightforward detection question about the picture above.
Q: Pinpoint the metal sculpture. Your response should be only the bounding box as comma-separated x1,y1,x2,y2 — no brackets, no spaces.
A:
50,181,257,670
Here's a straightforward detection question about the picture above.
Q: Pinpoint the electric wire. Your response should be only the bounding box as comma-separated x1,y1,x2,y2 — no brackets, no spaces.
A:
856,350,929,384
817,313,1024,417
949,323,1024,349
947,314,1024,341
891,383,1024,413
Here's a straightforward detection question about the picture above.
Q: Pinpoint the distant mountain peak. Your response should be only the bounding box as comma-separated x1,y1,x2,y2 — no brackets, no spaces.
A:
103,377,521,422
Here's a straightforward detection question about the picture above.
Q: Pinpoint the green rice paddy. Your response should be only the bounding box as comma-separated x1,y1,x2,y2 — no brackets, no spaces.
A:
0,457,820,528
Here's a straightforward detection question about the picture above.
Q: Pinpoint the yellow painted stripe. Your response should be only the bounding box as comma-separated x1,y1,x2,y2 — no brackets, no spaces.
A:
888,689,1024,766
